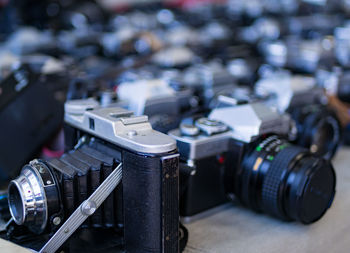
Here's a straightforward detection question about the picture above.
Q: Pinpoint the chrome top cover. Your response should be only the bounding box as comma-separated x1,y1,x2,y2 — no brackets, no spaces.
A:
64,99,177,154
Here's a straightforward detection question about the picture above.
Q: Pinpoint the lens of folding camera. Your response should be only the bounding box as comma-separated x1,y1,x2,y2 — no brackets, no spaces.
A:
8,161,60,234
234,135,336,224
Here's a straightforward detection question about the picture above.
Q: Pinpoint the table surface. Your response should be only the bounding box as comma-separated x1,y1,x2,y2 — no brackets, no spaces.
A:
1,148,349,253
184,147,350,253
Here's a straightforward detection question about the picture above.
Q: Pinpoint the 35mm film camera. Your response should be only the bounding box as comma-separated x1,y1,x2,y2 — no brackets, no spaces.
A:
170,99,336,224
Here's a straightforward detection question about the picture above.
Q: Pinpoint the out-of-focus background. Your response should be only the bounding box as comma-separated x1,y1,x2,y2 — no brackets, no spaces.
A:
1,0,350,252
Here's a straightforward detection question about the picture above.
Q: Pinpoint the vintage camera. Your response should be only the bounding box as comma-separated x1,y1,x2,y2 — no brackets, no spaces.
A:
0,64,64,185
285,14,343,38
117,78,197,133
316,66,350,104
169,100,336,224
300,0,344,13
1,27,57,56
226,58,258,85
239,14,341,43
151,47,197,69
256,70,342,159
226,0,298,19
240,17,281,44
316,66,350,145
176,60,237,108
259,36,334,73
334,22,350,68
5,99,180,253
226,0,265,18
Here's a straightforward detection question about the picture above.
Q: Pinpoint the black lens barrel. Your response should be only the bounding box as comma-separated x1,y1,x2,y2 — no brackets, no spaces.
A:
261,145,306,221
284,156,336,223
235,136,336,224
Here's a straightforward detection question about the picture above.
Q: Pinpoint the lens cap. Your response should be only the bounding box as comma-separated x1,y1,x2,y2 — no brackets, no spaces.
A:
296,158,336,224
239,136,336,224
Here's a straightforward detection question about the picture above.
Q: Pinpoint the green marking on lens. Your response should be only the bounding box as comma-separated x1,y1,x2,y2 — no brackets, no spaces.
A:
256,146,262,152
279,145,287,150
267,155,274,161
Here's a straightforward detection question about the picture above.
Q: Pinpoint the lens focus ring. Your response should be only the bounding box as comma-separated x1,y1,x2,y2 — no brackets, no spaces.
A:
261,146,306,219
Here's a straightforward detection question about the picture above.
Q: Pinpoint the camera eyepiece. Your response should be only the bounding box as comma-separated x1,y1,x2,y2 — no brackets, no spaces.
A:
235,135,336,224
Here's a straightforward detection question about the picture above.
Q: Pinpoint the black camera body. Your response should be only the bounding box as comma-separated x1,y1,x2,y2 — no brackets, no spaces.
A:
169,101,336,224
0,64,64,184
7,99,180,253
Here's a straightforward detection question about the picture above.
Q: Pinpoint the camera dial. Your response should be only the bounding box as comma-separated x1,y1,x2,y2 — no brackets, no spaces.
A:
195,118,228,135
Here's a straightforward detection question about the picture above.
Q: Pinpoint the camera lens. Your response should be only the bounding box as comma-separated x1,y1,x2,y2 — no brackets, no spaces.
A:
8,161,60,234
290,105,341,159
234,135,336,224
8,182,25,225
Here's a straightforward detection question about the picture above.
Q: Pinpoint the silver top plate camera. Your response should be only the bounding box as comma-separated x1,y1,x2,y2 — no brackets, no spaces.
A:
65,98,176,154
169,99,292,160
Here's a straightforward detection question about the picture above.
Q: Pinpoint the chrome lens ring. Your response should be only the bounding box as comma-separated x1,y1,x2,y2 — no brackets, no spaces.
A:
8,162,48,234
8,178,26,225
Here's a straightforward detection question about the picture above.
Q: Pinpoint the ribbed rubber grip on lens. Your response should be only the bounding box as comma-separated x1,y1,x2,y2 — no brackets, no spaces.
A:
261,146,306,219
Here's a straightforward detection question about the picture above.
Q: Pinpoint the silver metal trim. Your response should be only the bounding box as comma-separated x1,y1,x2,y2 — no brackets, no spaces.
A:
64,99,177,154
8,164,48,234
161,153,180,160
209,102,292,143
169,101,292,160
168,129,232,160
